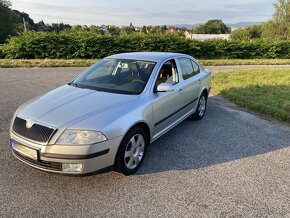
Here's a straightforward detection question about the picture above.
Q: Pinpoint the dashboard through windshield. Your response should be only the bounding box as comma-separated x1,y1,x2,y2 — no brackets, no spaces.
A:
72,59,156,95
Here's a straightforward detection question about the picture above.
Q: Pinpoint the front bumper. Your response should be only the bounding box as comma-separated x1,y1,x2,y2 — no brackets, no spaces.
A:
10,131,123,175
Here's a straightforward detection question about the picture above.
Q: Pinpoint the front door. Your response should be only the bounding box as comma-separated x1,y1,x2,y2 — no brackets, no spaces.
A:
150,59,186,139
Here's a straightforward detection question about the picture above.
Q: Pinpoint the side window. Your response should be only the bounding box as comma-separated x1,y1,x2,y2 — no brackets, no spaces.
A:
177,58,200,80
155,59,179,87
191,60,200,75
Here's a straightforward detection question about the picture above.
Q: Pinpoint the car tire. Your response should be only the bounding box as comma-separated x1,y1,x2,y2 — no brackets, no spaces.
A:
192,92,208,120
114,126,148,175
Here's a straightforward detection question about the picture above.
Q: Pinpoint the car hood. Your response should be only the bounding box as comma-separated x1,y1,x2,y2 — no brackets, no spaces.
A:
18,85,139,128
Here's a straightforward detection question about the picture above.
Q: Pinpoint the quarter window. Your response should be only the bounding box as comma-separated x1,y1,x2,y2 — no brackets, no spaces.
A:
191,60,200,74
177,58,200,80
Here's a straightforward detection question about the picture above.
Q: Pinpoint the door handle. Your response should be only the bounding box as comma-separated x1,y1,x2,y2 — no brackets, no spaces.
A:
178,89,183,94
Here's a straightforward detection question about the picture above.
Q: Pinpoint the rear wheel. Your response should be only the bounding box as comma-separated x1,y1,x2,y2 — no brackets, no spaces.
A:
115,126,148,175
192,92,208,120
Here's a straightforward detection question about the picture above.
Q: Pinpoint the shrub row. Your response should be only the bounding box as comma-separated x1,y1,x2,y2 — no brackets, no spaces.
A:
2,32,290,59
0,46,4,58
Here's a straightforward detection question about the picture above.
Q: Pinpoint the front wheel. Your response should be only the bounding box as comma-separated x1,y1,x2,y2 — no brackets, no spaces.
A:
114,126,148,175
192,92,208,120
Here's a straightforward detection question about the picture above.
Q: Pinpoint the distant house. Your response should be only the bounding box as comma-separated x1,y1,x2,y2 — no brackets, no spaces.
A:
186,34,231,40
166,26,187,34
135,27,141,32
37,24,52,32
167,26,176,33
184,30,193,38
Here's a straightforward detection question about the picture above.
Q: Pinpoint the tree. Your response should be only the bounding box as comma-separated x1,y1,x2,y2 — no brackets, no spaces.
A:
230,25,262,40
108,25,121,35
0,0,15,43
149,26,165,35
194,20,231,34
34,20,48,31
264,0,290,40
140,25,148,34
0,0,36,42
120,26,135,35
50,22,71,32
260,21,278,39
229,0,290,40
12,10,35,31
256,0,290,40
88,25,97,31
71,25,82,32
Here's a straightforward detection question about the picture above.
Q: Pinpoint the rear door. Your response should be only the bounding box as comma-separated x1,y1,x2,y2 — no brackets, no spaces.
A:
176,57,203,114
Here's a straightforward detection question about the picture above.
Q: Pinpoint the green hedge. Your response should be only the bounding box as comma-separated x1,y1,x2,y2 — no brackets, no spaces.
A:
2,32,290,59
0,46,4,58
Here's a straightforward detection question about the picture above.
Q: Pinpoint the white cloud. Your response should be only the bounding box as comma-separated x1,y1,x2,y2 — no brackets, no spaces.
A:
11,0,276,26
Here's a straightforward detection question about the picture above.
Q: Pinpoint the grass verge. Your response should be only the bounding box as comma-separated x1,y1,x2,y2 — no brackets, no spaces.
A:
202,59,290,66
212,69,290,123
1,59,290,68
0,59,97,68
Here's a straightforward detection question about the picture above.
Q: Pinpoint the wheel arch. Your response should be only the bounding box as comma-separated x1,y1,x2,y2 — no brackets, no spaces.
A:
201,87,209,98
127,122,151,145
114,121,151,174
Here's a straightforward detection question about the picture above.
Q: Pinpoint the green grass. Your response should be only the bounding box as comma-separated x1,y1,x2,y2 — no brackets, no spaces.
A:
0,59,97,68
212,69,290,123
201,59,290,66
1,59,290,68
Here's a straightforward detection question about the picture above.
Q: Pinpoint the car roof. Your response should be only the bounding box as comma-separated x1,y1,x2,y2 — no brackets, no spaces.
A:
106,52,193,63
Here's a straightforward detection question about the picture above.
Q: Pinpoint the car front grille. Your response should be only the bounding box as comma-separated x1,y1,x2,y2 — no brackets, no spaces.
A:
12,117,56,143
13,150,62,171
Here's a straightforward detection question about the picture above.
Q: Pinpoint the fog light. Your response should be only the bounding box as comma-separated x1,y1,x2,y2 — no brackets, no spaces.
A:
62,163,83,172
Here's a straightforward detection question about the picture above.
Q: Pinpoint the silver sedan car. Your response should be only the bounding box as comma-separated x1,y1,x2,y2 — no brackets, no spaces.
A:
9,52,212,175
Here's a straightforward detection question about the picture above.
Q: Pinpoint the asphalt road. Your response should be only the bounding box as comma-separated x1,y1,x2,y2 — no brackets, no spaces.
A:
1,68,290,217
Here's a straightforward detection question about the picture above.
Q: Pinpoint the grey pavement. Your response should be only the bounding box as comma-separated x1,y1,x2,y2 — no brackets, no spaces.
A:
0,68,290,217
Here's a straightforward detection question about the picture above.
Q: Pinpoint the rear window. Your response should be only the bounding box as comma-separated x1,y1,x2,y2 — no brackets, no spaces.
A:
177,58,200,80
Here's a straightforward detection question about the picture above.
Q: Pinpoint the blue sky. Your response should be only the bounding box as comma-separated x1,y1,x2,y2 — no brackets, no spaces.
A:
12,0,276,26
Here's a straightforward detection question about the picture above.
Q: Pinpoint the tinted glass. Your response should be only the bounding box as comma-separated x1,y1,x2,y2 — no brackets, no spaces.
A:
73,59,156,95
177,58,199,80
191,60,200,74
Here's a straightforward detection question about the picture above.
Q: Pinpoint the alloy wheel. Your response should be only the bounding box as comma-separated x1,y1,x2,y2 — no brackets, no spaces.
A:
198,96,207,117
124,134,145,170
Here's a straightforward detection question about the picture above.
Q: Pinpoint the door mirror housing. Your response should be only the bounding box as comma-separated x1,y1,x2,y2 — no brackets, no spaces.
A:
157,83,175,92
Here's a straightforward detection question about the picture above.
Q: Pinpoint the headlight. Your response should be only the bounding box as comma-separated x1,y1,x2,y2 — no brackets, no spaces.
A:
56,130,107,145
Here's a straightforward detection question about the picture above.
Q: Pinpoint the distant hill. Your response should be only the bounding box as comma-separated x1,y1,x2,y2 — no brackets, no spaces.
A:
227,22,261,28
173,22,261,30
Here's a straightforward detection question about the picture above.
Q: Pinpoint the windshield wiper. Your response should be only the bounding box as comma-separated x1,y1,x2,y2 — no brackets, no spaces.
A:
68,82,79,87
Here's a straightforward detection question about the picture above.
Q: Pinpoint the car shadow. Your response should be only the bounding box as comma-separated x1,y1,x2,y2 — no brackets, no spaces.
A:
137,96,290,175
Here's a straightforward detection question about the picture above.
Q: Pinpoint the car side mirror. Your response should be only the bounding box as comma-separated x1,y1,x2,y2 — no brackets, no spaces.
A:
156,83,175,92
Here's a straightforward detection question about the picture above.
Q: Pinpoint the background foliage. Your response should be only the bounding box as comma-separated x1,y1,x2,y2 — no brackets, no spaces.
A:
2,32,290,59
231,0,290,40
0,0,36,43
194,20,231,34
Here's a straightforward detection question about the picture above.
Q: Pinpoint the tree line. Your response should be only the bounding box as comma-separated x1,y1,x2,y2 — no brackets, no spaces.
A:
231,0,290,40
0,0,185,43
0,0,34,43
0,0,289,44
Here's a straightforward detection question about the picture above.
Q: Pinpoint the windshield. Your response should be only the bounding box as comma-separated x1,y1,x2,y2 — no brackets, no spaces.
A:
72,59,156,95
